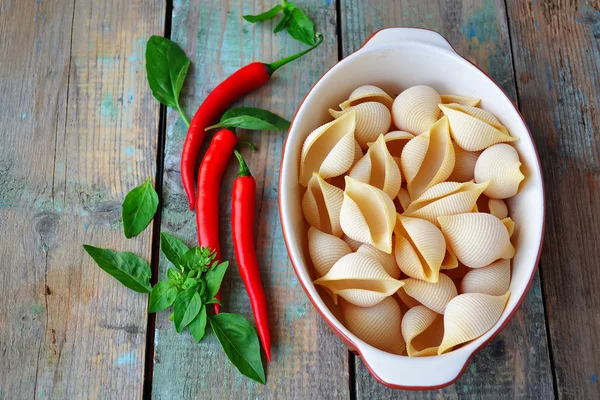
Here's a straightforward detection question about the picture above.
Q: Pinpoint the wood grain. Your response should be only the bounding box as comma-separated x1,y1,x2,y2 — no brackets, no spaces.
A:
0,0,164,398
506,0,600,398
340,0,555,398
151,1,350,398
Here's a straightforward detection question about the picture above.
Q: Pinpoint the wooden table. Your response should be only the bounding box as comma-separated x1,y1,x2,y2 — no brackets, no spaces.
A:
1,0,598,398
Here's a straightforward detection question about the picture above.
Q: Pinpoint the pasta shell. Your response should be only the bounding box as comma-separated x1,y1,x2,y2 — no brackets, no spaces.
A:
340,177,396,253
357,243,401,279
403,181,488,225
394,215,446,283
460,259,511,296
392,85,442,135
396,187,411,213
440,94,481,107
314,253,404,307
339,85,394,110
402,273,458,314
488,198,508,219
397,287,421,308
502,217,515,237
349,134,401,199
447,145,481,182
474,143,524,199
341,297,405,355
380,130,415,170
438,213,515,268
342,235,363,252
441,245,459,270
308,227,352,277
302,173,344,237
439,104,517,151
402,305,444,357
299,110,357,186
353,140,363,166
330,102,392,149
438,292,510,354
401,116,455,199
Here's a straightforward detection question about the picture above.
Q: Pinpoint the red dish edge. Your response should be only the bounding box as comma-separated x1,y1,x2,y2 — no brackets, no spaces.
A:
277,27,546,390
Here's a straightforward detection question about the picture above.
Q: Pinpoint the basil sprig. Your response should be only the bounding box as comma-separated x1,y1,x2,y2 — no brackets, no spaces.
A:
122,178,159,239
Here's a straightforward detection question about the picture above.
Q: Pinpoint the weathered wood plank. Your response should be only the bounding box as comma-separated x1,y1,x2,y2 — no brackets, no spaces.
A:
0,0,164,398
341,0,555,398
506,0,600,398
151,1,349,398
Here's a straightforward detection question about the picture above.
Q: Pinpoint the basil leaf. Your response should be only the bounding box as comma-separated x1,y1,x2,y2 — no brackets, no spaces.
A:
209,107,290,131
160,232,189,267
122,178,159,239
209,313,266,384
145,35,190,109
189,305,208,343
167,268,182,283
204,261,229,301
205,298,222,305
182,277,199,290
83,245,152,293
181,246,214,272
243,4,282,23
273,10,293,33
286,7,316,46
148,281,178,313
173,289,202,333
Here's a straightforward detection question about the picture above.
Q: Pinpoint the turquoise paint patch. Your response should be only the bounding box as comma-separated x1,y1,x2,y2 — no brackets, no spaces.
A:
101,92,119,118
20,113,27,119
461,0,497,42
31,304,45,316
285,302,307,323
124,147,134,155
591,374,597,383
116,350,136,365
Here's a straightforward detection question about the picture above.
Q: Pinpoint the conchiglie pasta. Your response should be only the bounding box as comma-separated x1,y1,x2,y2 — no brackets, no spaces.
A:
299,110,357,186
394,214,446,283
341,297,405,355
439,103,517,151
340,177,396,253
438,292,510,354
460,259,511,296
402,273,457,314
438,213,515,268
330,102,392,149
396,187,411,212
403,181,488,225
474,143,524,199
357,243,401,279
308,227,352,277
488,198,508,219
440,94,481,107
302,173,344,237
397,287,421,308
339,85,394,110
502,217,515,237
342,235,363,252
314,253,404,307
401,116,455,199
349,134,401,199
441,245,459,270
447,145,481,182
380,130,414,171
392,85,442,135
402,305,444,357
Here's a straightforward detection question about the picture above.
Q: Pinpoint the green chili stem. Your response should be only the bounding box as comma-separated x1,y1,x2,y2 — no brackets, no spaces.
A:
234,150,252,178
265,33,324,75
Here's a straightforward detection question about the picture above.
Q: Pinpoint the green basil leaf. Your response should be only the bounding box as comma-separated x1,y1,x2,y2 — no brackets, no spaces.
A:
205,298,222,305
189,305,208,343
122,178,159,239
209,313,266,384
169,312,175,321
286,7,316,46
243,4,282,23
83,245,152,293
209,107,290,131
148,281,178,313
173,288,202,333
167,268,183,283
273,10,293,33
204,261,229,301
145,35,190,109
182,277,199,290
160,232,189,267
180,246,215,272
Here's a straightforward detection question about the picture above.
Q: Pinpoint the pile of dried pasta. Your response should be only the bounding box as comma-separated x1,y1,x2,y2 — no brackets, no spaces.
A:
298,85,524,356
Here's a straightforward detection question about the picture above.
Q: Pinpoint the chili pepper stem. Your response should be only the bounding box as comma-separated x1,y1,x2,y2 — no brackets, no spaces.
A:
265,33,324,75
234,150,252,178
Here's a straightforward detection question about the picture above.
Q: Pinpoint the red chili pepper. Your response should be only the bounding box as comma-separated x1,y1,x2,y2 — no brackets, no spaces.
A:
196,129,238,314
182,34,324,210
232,150,271,361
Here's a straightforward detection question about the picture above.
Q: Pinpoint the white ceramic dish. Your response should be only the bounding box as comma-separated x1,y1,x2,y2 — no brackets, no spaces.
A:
278,28,545,390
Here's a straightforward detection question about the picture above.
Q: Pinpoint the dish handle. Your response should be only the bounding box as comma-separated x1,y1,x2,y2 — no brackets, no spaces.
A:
361,27,455,54
358,345,472,389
